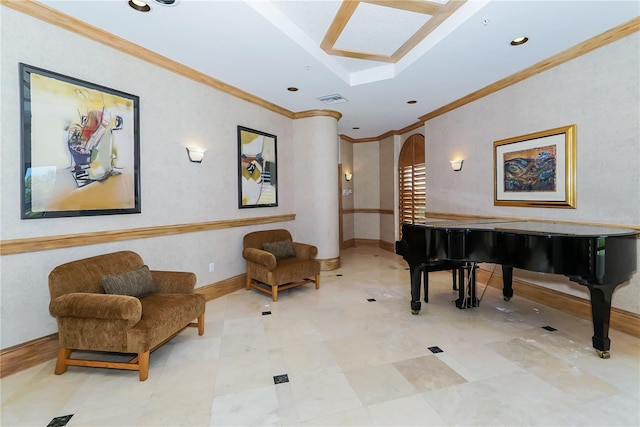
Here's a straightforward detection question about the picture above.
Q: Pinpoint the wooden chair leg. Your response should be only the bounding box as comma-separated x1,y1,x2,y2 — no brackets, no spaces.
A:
272,285,278,302
315,274,320,289
138,351,149,381
54,348,71,375
245,274,252,290
197,313,205,336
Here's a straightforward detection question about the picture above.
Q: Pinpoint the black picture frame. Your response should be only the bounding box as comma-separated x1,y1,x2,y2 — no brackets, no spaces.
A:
19,63,141,219
237,126,278,208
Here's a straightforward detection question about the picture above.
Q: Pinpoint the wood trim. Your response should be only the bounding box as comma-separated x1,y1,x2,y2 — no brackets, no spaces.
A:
293,109,343,120
319,257,341,271
0,275,246,378
364,0,443,16
422,211,640,232
194,275,245,301
379,240,395,252
476,268,640,338
342,209,355,215
352,208,394,215
0,333,59,378
342,238,356,249
419,17,640,123
0,214,295,256
340,121,423,144
341,17,640,144
320,0,359,51
1,0,295,118
392,0,465,61
353,238,380,247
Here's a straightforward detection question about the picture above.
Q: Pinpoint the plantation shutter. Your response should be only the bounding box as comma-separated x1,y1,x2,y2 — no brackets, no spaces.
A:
399,134,426,231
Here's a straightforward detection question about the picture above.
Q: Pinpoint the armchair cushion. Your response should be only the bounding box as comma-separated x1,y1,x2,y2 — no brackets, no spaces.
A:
263,240,296,259
102,265,156,298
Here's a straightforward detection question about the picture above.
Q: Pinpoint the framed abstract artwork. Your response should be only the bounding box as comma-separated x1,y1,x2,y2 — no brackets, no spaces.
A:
237,126,278,208
19,63,141,219
494,124,576,208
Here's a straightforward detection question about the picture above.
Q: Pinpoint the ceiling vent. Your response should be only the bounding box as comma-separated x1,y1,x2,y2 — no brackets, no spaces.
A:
317,94,348,105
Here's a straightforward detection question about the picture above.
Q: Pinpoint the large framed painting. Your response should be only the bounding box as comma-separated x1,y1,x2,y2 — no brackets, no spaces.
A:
237,126,278,208
19,63,141,219
494,124,576,208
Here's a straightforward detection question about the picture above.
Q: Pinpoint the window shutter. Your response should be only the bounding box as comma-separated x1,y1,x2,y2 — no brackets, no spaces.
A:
399,135,426,235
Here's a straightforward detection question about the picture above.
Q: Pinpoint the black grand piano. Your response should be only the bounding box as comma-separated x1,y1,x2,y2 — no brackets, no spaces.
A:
396,219,639,358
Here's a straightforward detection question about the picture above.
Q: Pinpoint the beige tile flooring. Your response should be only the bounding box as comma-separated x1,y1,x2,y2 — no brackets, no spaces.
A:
2,246,639,426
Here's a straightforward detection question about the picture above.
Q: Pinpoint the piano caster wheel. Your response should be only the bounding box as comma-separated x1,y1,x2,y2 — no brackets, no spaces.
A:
411,310,419,315
596,349,610,359
503,296,511,301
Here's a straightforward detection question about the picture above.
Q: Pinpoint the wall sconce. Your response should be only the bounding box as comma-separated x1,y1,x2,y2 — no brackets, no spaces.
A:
450,160,464,171
186,147,206,163
344,173,353,181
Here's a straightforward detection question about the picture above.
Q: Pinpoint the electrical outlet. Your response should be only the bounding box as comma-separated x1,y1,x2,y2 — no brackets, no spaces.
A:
208,262,215,272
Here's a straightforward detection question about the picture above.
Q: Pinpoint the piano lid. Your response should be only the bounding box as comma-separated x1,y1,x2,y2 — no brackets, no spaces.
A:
414,219,639,238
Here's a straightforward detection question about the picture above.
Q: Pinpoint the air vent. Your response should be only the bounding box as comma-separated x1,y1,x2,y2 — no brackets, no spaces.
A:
317,94,348,105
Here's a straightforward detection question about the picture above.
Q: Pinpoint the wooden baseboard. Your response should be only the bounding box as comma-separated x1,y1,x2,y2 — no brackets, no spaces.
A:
0,275,246,379
341,239,355,249
319,257,341,271
194,274,245,300
7,267,637,378
353,238,380,247
476,268,640,338
379,240,395,252
0,333,59,378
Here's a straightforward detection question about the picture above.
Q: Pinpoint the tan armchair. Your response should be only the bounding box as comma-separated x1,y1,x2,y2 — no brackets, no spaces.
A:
48,251,205,381
243,229,320,301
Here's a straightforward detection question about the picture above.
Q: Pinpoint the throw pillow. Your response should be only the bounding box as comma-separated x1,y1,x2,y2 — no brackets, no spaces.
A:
263,240,297,259
102,265,156,298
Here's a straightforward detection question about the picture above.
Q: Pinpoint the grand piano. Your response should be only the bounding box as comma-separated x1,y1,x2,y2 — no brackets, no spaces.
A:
395,219,639,358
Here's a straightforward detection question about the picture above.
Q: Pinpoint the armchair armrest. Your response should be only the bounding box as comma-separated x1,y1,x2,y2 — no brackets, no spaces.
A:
50,293,142,324
150,271,196,294
293,242,318,259
242,248,277,269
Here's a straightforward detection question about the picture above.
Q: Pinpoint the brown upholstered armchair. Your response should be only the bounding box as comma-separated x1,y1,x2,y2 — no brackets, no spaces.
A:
48,251,205,381
243,229,320,301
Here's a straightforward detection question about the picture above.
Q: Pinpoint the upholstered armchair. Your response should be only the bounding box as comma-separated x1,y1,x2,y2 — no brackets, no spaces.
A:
48,251,205,381
242,229,320,301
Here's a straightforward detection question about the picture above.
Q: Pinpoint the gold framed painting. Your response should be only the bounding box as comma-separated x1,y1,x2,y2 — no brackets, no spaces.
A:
494,124,576,208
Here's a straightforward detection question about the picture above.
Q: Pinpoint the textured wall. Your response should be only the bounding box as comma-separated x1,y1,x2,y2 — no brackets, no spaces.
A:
353,142,380,240
423,33,640,313
0,7,294,348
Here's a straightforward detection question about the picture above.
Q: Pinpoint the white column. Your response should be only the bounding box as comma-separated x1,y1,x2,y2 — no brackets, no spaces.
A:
293,111,341,268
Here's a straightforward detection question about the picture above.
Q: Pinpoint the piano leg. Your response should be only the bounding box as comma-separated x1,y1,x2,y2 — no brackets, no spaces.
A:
410,264,423,314
587,283,617,359
501,265,514,301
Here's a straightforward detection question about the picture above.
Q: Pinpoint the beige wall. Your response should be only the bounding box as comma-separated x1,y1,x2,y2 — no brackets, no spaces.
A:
340,138,354,243
378,135,396,246
351,32,639,315
0,7,337,348
422,33,640,314
353,142,380,240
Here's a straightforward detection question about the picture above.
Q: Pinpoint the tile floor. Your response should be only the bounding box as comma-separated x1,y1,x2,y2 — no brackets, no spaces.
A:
2,246,639,426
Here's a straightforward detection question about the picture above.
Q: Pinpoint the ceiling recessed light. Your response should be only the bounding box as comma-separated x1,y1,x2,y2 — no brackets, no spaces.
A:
510,36,529,46
287,87,298,92
153,0,180,7
129,0,151,12
407,100,417,104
